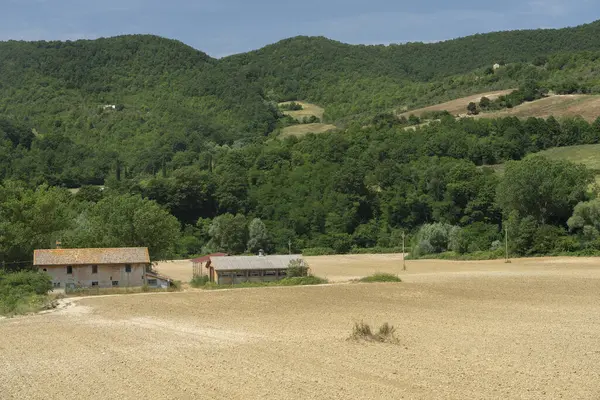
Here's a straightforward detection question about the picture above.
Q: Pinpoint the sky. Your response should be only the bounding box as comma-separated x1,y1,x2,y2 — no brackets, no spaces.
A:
1,0,598,58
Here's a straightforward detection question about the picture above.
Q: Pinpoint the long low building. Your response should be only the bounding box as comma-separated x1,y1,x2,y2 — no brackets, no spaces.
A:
206,254,305,285
33,247,151,290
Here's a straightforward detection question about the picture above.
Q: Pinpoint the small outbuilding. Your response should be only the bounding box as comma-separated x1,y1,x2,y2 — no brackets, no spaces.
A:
33,247,151,290
191,253,227,278
206,254,306,285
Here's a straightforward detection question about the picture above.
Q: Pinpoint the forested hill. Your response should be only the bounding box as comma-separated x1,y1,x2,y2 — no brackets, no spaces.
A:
2,22,600,186
0,35,280,181
220,20,600,120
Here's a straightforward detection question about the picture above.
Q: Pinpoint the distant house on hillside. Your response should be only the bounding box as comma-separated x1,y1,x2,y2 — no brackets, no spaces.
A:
206,252,305,285
33,247,151,290
493,63,501,70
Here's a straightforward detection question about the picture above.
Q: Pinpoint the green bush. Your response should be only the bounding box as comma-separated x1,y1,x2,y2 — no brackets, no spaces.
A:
358,273,402,283
0,270,53,316
287,259,309,277
302,247,336,256
190,275,210,288
350,247,404,254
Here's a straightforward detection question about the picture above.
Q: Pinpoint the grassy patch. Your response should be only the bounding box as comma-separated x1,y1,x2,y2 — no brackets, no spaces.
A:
278,101,325,120
349,321,399,344
358,273,402,283
0,270,54,316
65,285,180,297
280,123,337,138
197,275,328,290
190,275,210,288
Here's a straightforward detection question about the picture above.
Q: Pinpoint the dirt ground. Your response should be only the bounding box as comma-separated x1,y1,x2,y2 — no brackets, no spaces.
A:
476,94,600,122
398,89,515,118
3,256,600,399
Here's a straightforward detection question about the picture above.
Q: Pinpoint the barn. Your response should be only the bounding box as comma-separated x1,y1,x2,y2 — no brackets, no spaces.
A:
206,254,306,285
191,253,227,278
33,247,151,290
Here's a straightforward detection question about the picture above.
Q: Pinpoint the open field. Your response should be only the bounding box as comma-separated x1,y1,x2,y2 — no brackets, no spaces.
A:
482,143,600,184
3,256,600,399
398,89,515,118
476,94,600,121
281,123,338,138
279,101,325,121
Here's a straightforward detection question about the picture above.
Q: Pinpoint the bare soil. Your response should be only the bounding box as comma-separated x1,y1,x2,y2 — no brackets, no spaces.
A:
398,89,515,118
281,123,338,138
2,256,600,399
477,94,600,121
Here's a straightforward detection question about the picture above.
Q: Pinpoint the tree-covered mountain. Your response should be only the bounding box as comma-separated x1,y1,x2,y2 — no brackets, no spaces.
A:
221,20,600,120
2,22,600,263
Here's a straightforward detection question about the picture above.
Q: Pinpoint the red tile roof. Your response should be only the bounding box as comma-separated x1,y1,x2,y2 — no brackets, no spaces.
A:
34,248,150,266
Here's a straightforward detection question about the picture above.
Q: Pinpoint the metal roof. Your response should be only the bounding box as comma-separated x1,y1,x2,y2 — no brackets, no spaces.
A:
34,247,150,266
190,253,227,264
210,255,304,271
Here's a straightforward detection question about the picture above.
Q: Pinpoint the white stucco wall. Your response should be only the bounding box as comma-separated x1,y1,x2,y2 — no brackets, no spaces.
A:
39,264,147,288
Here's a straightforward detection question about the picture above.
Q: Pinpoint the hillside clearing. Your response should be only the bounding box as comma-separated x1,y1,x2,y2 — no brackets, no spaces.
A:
4,257,600,399
476,94,600,121
279,101,325,120
398,89,515,118
482,143,600,183
280,123,337,138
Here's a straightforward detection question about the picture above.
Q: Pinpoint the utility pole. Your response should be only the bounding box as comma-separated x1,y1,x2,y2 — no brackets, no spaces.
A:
505,225,511,263
402,231,406,272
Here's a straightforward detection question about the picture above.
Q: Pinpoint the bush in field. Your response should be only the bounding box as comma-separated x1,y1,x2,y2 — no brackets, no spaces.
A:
350,321,399,343
413,223,460,256
359,273,402,283
0,270,53,315
190,275,210,288
302,247,336,256
287,259,309,277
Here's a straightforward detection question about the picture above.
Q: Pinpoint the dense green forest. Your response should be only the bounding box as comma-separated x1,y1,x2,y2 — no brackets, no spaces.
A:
2,21,600,266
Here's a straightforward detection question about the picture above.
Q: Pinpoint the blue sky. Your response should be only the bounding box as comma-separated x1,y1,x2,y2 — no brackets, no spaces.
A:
1,0,598,58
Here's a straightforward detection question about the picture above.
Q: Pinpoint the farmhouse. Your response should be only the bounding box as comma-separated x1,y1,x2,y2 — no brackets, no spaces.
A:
33,247,151,290
206,253,305,285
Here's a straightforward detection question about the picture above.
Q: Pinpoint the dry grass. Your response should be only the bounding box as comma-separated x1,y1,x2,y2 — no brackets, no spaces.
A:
476,94,600,121
279,101,325,120
281,123,337,138
3,259,600,398
398,89,515,118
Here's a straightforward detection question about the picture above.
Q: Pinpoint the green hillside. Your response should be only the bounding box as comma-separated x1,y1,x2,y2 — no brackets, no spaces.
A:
4,23,600,264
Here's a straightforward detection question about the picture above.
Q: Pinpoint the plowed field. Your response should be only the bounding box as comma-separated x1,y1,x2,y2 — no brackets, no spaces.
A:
2,256,600,399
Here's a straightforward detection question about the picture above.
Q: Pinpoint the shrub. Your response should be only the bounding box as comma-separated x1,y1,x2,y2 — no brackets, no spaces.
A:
358,273,402,283
168,280,182,292
350,247,404,254
302,247,336,256
0,270,53,316
190,275,210,288
350,321,399,343
286,259,309,277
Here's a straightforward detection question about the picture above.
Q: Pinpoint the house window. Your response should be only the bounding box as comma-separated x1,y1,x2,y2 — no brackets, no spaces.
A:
235,271,246,277
53,282,61,288
92,265,98,274
264,270,277,276
67,266,73,275
112,281,119,287
92,281,99,287
249,271,261,277
125,264,132,273
147,279,157,286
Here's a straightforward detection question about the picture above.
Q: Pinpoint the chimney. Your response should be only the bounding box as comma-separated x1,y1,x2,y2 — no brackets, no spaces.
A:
258,249,265,257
